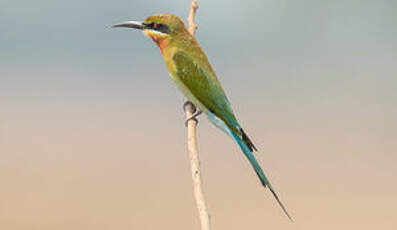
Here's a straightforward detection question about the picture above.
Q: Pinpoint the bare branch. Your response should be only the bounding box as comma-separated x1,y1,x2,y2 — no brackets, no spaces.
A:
184,1,211,230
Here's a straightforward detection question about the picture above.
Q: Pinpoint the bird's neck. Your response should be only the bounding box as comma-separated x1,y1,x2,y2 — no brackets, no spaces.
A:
150,36,170,54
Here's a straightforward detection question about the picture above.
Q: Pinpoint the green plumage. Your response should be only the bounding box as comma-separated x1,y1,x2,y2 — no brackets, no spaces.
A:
172,51,238,131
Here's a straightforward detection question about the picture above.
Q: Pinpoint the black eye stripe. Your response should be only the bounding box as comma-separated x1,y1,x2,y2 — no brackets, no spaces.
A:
144,23,170,34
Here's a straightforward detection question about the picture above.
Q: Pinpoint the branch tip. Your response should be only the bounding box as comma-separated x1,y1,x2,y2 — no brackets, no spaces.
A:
187,1,199,36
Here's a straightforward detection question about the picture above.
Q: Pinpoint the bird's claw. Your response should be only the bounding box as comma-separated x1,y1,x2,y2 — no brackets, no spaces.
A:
185,109,202,127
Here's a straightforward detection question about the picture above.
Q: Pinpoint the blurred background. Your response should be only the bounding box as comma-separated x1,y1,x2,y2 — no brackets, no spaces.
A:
1,0,396,229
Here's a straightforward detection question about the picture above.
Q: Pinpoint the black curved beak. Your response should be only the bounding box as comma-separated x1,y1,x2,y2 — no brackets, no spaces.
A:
112,21,145,30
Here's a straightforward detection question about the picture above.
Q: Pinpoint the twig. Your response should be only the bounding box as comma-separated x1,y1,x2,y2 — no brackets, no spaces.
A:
184,1,211,230
187,1,199,36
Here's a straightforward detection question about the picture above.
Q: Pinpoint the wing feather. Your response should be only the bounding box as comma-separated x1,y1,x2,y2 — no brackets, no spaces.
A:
173,50,239,131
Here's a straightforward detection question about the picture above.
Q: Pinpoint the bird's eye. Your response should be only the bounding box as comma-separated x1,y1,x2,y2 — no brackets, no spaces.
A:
145,22,170,34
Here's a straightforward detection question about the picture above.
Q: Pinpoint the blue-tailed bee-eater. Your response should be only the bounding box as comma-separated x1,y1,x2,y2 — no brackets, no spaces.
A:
113,14,292,220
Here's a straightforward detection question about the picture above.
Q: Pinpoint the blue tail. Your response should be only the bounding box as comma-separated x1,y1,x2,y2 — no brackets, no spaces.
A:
206,112,292,220
230,130,293,221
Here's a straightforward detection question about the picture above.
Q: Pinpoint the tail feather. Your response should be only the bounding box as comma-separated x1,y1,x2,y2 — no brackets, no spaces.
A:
230,130,293,221
240,128,257,152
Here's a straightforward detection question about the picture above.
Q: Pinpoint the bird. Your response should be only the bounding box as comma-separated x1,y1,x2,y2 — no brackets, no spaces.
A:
112,14,292,220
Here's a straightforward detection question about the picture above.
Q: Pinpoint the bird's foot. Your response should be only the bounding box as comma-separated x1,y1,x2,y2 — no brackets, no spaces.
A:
183,101,202,126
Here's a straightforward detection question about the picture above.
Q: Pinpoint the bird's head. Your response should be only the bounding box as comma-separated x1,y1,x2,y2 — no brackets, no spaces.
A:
112,14,186,51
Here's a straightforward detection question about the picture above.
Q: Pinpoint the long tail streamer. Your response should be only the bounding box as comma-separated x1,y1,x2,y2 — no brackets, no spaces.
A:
230,130,293,221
